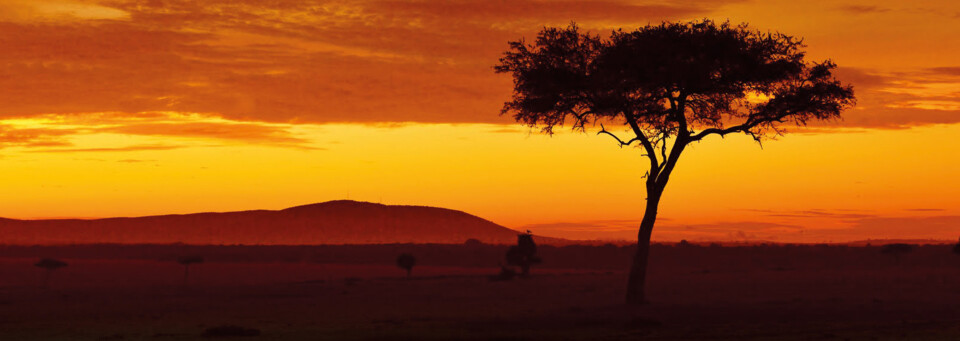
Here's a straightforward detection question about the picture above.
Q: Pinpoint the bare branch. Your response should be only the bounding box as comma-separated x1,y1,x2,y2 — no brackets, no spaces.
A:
623,112,662,174
597,123,639,147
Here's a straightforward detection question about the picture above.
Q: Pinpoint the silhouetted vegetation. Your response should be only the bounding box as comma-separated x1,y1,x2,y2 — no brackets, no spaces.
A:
177,255,204,284
34,258,67,288
201,325,260,338
5,243,960,275
496,19,855,304
505,232,541,277
953,238,960,255
396,253,416,277
880,243,914,264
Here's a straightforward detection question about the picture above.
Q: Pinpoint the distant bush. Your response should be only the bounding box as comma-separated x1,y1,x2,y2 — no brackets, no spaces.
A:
396,253,416,277
177,255,204,285
34,258,67,288
201,325,260,338
880,243,914,264
505,231,541,277
35,258,67,270
464,238,483,247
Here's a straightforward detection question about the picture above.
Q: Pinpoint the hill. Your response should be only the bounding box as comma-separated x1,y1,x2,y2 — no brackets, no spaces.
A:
0,200,566,245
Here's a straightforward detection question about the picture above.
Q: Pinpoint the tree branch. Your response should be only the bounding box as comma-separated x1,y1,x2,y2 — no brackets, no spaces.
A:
622,112,661,174
597,123,640,147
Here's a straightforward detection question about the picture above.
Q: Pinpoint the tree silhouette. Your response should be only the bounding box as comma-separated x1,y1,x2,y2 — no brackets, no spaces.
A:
177,255,204,285
505,231,541,277
496,20,855,304
396,253,416,277
953,238,960,256
880,243,913,264
34,258,67,288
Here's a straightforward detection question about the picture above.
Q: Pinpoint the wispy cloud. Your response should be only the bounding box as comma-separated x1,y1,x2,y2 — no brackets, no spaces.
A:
0,112,322,151
28,144,182,153
837,5,890,15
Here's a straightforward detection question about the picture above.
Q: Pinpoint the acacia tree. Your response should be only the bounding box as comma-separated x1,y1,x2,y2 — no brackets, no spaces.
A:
177,255,204,285
396,253,417,277
505,231,541,277
35,258,68,288
495,20,855,305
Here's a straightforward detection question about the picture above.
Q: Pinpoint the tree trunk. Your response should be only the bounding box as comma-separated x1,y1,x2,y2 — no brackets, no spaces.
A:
625,188,662,305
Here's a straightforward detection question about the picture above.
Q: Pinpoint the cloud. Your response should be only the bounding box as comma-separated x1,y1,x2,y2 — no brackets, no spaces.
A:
0,0,130,22
0,0,739,125
837,5,890,15
521,219,644,232
839,216,960,239
0,125,79,148
821,67,960,129
922,67,960,77
28,144,183,153
0,112,321,151
101,122,309,146
0,0,954,130
755,209,876,219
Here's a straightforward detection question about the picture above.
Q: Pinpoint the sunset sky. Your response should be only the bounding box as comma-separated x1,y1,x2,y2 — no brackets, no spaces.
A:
1,0,958,242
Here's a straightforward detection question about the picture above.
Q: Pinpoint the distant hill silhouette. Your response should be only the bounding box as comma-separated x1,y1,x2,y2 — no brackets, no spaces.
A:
0,200,567,245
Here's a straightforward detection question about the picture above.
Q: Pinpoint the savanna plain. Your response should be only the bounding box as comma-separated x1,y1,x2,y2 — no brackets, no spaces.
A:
1,243,959,340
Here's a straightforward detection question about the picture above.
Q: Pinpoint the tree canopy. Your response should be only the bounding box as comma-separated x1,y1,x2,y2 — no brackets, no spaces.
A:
495,20,855,183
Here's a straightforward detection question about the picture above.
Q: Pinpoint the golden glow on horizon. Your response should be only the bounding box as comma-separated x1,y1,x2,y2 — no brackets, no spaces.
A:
1,114,958,242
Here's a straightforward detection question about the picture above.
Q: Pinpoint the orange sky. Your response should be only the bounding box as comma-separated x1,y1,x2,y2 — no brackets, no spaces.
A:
0,0,958,242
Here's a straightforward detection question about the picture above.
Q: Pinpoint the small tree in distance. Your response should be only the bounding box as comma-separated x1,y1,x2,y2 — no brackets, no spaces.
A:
35,258,68,288
505,231,541,277
953,238,960,256
396,253,416,277
496,19,855,304
177,255,204,285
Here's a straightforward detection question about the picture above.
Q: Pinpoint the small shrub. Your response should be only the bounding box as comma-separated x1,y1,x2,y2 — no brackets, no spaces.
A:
201,325,260,338
880,243,914,264
35,258,67,288
396,253,416,277
504,231,541,277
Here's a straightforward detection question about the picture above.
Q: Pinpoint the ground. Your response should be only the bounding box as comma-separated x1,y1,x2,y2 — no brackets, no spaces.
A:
1,245,959,340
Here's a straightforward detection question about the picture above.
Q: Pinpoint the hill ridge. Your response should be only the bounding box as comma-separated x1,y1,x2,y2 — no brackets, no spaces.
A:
0,200,566,246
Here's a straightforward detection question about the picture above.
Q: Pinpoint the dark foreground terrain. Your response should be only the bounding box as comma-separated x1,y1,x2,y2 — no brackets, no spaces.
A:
1,243,959,340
